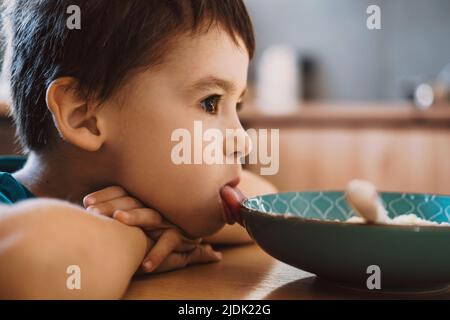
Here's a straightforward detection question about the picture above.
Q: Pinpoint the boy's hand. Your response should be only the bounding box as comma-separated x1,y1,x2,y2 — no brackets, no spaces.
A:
82,186,222,273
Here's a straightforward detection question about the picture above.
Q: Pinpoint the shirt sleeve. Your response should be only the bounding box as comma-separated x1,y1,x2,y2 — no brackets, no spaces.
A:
0,192,13,205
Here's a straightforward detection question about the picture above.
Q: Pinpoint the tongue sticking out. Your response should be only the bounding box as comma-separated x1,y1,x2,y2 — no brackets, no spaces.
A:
220,185,247,226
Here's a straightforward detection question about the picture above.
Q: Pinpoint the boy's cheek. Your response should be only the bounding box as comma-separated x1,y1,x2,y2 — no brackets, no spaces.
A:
109,121,230,238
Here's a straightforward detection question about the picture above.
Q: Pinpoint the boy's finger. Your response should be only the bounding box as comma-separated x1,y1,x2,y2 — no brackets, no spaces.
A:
150,244,222,274
142,229,182,272
144,230,199,253
86,196,142,216
145,228,202,252
146,229,165,241
113,208,172,229
185,244,223,266
83,186,128,207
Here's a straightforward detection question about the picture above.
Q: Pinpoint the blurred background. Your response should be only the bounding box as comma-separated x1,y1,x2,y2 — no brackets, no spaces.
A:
245,0,450,103
240,0,450,194
1,0,450,194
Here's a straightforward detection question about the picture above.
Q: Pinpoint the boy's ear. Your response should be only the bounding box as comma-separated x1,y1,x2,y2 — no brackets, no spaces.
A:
46,77,106,151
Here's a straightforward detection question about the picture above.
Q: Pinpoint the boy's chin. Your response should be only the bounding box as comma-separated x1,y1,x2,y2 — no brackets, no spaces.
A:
166,196,228,238
184,220,226,239
179,211,226,239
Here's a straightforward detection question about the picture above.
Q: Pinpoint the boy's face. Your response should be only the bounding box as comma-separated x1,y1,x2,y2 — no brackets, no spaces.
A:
101,27,250,238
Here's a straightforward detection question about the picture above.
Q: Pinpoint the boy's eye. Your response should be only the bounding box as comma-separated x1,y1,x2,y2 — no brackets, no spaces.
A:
200,95,221,114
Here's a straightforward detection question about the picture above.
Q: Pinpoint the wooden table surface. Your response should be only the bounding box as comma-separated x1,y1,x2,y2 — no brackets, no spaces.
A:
124,243,450,300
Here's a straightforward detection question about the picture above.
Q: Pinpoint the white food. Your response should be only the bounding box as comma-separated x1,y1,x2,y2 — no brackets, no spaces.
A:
346,213,450,226
345,179,449,227
345,216,366,224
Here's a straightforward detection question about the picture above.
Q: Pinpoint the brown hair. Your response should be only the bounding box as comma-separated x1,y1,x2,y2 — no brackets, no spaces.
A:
2,0,255,151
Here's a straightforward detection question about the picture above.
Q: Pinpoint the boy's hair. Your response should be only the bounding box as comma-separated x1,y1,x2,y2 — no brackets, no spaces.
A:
2,0,255,152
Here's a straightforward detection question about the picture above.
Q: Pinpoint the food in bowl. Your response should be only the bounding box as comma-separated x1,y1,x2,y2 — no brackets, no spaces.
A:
346,214,450,226
345,179,450,226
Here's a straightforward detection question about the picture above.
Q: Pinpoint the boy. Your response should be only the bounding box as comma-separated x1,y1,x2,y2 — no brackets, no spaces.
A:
0,0,277,299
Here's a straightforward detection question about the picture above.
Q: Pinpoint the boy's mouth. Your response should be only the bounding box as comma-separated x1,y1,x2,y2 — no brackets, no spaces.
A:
219,177,247,226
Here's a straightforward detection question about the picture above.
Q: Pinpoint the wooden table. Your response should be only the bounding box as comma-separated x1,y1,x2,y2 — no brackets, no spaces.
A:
124,243,450,300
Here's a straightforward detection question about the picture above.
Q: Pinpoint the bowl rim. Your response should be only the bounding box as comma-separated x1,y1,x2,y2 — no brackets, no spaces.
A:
241,190,450,231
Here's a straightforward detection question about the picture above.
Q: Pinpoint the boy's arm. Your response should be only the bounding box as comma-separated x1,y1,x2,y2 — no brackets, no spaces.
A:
204,170,278,244
0,199,149,299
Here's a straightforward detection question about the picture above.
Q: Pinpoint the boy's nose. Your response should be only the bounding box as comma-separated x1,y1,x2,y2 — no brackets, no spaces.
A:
223,126,252,160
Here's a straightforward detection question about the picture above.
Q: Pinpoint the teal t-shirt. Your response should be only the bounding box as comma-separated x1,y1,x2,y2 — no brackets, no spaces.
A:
0,156,35,204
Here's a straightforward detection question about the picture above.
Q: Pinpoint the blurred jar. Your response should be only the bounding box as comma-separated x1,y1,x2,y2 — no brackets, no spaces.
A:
413,82,435,110
256,45,300,115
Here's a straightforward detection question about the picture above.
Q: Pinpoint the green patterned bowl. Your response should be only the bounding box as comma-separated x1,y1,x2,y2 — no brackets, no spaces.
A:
241,191,450,292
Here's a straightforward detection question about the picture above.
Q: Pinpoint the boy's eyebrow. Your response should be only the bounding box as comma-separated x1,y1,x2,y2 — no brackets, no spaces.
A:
189,76,247,98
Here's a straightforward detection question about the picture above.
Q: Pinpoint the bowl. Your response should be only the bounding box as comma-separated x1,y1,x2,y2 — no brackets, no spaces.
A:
240,191,450,292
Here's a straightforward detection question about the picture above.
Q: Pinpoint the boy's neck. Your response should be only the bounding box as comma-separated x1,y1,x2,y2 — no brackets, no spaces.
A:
13,150,115,206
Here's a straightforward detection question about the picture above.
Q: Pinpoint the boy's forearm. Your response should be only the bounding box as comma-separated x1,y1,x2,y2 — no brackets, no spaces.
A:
0,199,149,299
205,170,278,244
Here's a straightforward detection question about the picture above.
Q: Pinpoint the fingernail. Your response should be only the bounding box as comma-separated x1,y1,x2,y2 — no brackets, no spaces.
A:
84,197,96,206
86,206,101,214
216,252,223,260
143,261,153,272
115,210,129,220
